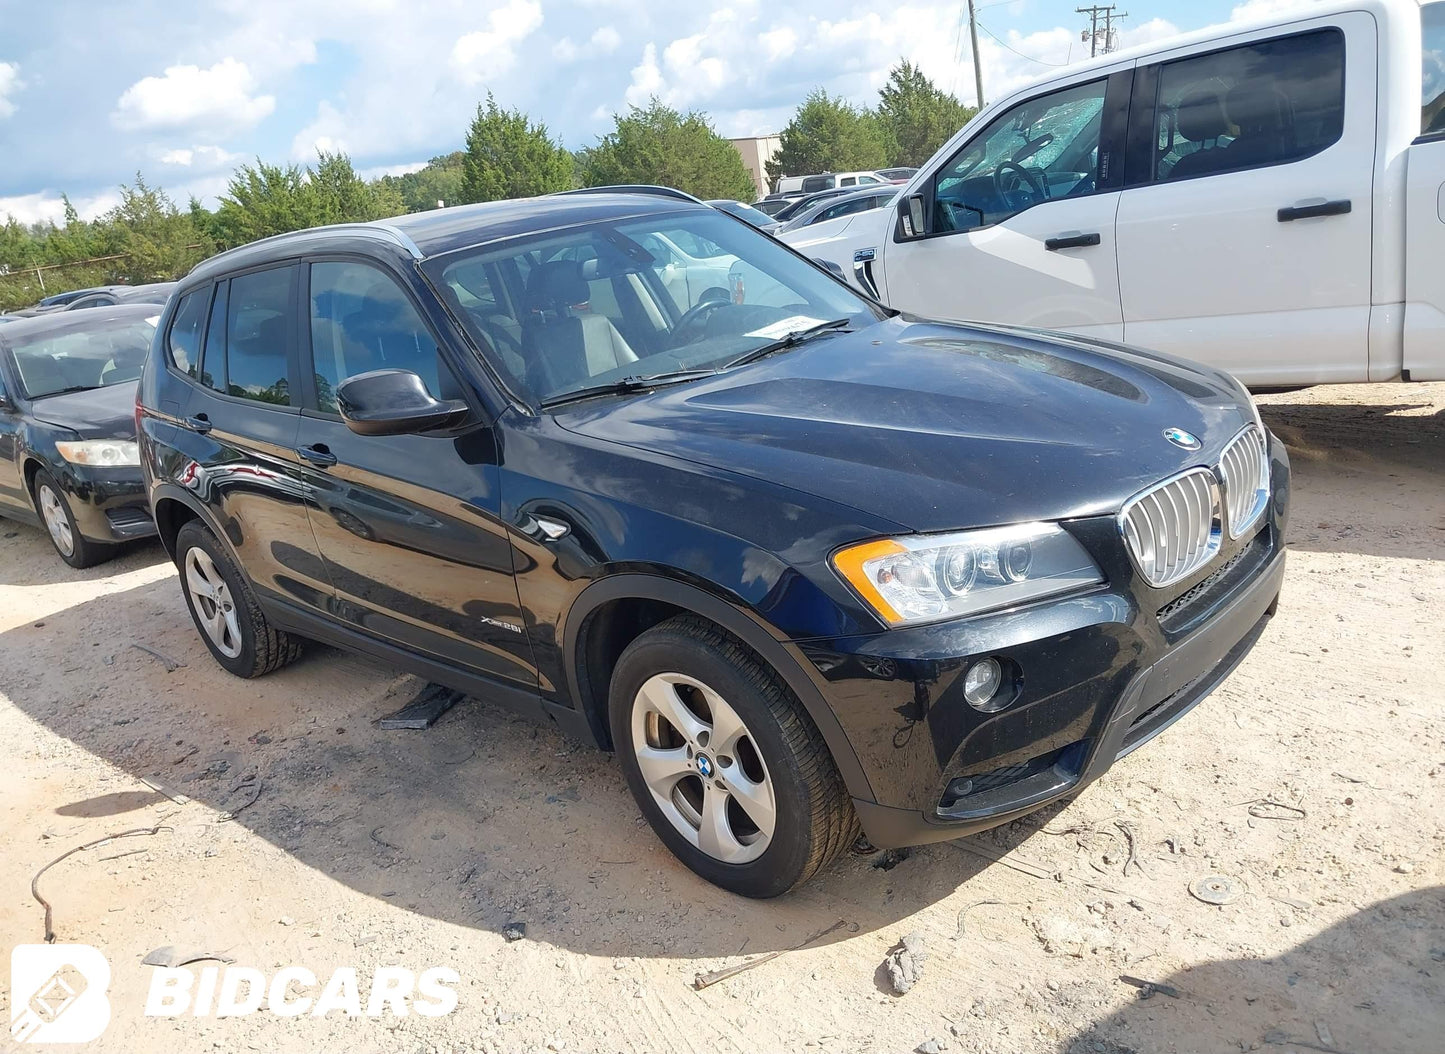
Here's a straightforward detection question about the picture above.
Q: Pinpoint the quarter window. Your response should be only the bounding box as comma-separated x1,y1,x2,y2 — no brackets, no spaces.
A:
1424,3,1445,136
308,261,449,414
932,78,1109,232
223,267,292,405
166,289,207,377
1150,29,1345,182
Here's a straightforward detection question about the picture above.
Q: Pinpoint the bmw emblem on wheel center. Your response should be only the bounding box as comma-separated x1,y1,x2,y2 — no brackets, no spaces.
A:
1163,427,1202,450
696,754,715,779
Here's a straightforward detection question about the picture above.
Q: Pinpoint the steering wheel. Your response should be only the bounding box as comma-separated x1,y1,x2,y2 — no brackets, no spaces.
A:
672,288,733,339
993,160,1048,212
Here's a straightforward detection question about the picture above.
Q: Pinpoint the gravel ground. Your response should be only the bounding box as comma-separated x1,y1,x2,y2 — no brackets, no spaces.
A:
1,381,1441,1054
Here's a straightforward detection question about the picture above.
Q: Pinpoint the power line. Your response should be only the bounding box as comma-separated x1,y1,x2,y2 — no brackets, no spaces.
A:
975,21,1071,67
1077,4,1127,57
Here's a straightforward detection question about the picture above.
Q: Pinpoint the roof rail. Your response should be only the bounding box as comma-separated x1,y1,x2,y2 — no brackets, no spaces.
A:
553,185,703,205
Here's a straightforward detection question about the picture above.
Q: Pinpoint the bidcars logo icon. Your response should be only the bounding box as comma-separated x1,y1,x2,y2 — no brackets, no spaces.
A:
10,944,111,1044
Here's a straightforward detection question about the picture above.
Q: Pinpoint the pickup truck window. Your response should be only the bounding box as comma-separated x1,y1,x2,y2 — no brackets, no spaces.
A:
1150,28,1344,182
1424,4,1445,136
932,78,1108,233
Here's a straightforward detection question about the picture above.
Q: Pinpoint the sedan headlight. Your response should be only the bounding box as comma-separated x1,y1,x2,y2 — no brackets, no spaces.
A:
54,440,140,467
832,523,1104,626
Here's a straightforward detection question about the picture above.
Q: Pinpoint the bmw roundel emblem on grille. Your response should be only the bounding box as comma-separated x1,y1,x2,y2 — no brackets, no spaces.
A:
1163,427,1201,451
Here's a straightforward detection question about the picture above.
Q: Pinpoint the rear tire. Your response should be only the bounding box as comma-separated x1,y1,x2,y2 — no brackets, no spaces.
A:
610,615,857,897
32,469,112,569
175,519,302,678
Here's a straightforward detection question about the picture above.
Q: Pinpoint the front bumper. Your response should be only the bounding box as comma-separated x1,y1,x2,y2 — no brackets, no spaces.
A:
55,464,157,542
794,437,1290,849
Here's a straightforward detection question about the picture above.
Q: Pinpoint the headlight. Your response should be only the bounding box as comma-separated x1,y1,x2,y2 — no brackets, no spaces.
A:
832,523,1104,626
54,440,140,467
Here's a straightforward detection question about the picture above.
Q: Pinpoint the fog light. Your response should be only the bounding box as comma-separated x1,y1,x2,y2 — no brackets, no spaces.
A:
963,658,1004,710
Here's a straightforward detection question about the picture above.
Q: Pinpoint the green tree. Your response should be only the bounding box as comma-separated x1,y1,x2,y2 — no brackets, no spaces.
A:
211,152,401,248
96,174,210,283
766,90,890,186
459,95,574,204
876,60,976,168
582,99,756,200
380,151,467,212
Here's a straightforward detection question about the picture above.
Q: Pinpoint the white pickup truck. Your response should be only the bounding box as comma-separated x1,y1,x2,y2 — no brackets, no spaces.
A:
787,0,1445,386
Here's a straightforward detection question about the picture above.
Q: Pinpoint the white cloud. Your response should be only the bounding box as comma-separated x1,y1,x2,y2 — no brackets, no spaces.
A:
590,26,621,53
0,189,123,225
451,0,544,85
112,58,274,134
153,144,243,170
760,28,797,61
624,43,664,107
1229,0,1323,22
553,38,580,62
0,62,21,119
358,160,429,180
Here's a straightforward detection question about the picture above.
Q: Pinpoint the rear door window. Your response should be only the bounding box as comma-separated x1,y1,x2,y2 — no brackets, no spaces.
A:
221,266,294,405
1424,3,1445,136
1149,29,1346,181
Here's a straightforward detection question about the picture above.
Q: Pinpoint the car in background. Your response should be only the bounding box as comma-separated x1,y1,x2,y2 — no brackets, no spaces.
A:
770,187,862,224
36,288,102,308
775,171,890,195
751,196,795,217
877,167,919,182
0,306,159,567
139,187,1287,897
66,282,177,310
776,187,899,234
706,200,782,233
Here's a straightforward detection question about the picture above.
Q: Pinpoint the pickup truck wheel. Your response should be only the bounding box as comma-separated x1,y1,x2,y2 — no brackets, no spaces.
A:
610,615,858,897
175,519,302,678
32,470,112,569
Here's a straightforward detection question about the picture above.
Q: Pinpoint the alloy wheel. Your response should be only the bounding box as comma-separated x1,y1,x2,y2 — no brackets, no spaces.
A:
184,546,243,658
630,672,777,864
37,485,73,557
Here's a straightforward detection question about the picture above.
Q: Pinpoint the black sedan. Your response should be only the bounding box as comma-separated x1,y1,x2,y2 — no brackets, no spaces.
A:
65,282,177,310
0,306,159,567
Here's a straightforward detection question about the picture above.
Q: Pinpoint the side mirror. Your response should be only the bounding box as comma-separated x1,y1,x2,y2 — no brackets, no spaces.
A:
898,194,929,241
336,369,468,437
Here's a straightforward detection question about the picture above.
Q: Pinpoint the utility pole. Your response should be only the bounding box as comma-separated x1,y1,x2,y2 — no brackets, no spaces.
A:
966,0,984,109
1076,4,1127,57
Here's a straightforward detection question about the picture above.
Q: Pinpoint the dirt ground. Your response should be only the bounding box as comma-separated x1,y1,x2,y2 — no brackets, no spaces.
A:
1,382,1442,1054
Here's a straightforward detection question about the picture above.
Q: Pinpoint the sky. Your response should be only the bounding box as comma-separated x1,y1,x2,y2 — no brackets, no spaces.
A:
0,0,1310,224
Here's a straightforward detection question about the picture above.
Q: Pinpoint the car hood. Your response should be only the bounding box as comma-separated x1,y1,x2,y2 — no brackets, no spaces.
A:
27,381,139,439
554,317,1255,534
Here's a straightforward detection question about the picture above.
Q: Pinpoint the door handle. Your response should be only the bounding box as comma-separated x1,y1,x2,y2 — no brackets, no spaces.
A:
181,413,211,435
1277,199,1351,222
1044,232,1102,251
296,443,337,468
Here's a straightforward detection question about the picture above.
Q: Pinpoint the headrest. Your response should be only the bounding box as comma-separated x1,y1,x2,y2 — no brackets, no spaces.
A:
526,260,589,312
1224,83,1285,134
1176,88,1230,143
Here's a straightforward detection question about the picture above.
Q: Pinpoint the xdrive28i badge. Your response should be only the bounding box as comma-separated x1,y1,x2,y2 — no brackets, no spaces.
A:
1163,427,1202,451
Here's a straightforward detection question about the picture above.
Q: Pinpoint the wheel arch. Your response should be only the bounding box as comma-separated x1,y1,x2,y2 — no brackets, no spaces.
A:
563,574,876,803
150,482,224,560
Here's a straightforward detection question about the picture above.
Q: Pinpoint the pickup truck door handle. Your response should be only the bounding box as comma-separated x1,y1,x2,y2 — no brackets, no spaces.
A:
1277,199,1351,222
296,443,337,468
1044,232,1102,251
181,413,212,435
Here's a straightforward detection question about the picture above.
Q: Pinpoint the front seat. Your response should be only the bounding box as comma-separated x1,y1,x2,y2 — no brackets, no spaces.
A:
1167,88,1233,180
1222,83,1293,170
521,260,638,395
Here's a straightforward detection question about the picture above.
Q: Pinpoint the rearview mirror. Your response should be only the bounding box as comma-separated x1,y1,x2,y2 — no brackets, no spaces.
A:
336,369,468,437
898,194,928,241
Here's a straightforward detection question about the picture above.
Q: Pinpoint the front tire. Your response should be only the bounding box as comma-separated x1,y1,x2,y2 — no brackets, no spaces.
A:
32,469,112,569
175,519,302,677
610,616,857,897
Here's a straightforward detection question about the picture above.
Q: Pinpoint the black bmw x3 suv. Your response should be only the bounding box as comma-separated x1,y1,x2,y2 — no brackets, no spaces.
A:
139,187,1289,897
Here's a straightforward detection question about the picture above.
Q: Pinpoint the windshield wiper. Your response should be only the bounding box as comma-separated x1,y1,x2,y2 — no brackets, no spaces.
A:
31,385,98,398
539,369,718,409
724,317,854,369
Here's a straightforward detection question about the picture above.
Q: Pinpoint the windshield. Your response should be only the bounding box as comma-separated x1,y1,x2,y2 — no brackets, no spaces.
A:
5,315,157,398
425,208,879,406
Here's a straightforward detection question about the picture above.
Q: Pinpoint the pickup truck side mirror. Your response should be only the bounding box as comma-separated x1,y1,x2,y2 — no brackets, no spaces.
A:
897,194,929,241
336,369,469,437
